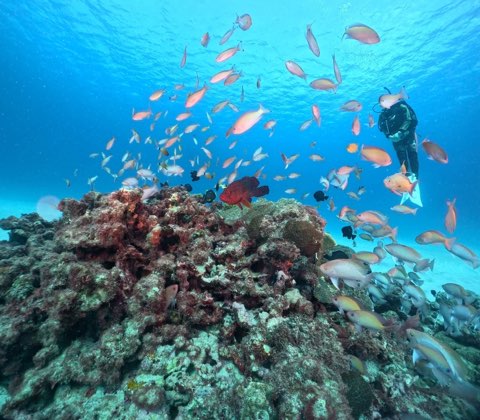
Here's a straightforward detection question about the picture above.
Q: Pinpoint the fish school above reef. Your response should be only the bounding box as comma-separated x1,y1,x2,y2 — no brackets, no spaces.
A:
0,186,479,419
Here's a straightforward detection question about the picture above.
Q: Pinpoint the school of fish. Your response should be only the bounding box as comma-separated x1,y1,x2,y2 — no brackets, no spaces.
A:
66,12,479,406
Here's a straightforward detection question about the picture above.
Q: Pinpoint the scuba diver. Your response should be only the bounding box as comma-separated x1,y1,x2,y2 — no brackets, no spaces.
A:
377,87,422,207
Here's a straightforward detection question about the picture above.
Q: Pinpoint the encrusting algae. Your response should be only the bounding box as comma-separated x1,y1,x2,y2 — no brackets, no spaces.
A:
0,186,478,419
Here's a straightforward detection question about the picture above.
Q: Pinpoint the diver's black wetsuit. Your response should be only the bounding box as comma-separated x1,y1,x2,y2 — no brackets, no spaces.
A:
378,100,419,178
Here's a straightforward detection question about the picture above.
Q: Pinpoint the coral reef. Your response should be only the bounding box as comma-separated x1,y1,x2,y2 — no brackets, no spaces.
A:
0,187,478,419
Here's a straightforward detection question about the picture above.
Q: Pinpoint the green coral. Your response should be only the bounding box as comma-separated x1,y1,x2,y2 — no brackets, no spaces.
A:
322,233,336,254
283,220,323,257
341,371,374,419
240,381,274,419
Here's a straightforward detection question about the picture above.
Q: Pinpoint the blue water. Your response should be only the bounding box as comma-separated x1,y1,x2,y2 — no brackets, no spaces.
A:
1,1,479,278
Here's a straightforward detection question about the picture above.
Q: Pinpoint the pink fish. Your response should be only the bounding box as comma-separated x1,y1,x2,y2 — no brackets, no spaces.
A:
341,100,362,112
352,115,360,135
230,104,270,135
180,46,187,68
210,68,234,83
236,14,252,31
185,84,208,108
224,72,242,86
368,114,375,128
310,78,336,92
163,284,179,309
379,87,408,109
132,110,152,121
219,25,236,45
311,104,321,126
201,32,210,47
216,43,242,62
285,60,307,80
445,198,457,234
343,23,380,44
332,54,342,84
305,23,320,56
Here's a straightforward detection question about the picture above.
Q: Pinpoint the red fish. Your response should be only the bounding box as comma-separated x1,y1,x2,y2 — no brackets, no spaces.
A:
219,176,269,208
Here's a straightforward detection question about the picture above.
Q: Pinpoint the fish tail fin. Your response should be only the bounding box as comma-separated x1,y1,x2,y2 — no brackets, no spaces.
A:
389,227,398,242
400,86,409,100
259,104,270,114
255,186,270,197
444,237,456,250
412,208,418,215
429,259,435,271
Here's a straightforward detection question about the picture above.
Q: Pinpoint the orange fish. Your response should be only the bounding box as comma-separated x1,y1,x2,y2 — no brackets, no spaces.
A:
360,145,392,167
176,112,192,121
149,89,165,101
445,198,457,234
346,143,358,153
383,173,417,196
185,85,208,108
352,115,361,135
132,110,152,121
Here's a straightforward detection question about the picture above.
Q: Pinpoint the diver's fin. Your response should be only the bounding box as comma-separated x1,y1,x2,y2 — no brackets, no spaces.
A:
409,178,423,207
408,175,423,207
401,176,423,207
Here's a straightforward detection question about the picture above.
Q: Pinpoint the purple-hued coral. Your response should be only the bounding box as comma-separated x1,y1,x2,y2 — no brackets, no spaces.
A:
0,187,478,419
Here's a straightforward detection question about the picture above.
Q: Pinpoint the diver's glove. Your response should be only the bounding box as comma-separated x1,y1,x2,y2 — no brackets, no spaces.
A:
388,131,405,142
